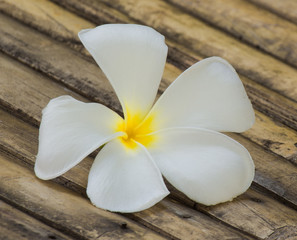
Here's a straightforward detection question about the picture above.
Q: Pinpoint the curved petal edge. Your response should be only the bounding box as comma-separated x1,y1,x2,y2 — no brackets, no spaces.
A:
79,24,168,121
148,127,255,205
146,57,255,133
87,139,169,213
35,95,124,180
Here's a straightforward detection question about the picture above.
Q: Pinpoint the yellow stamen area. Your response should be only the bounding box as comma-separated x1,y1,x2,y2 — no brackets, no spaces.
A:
116,109,156,149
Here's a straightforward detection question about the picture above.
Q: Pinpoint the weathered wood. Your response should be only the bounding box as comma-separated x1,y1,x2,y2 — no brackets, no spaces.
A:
0,55,254,239
0,56,287,209
52,0,297,102
242,111,297,164
1,108,297,239
248,0,297,25
0,113,255,239
0,65,296,240
2,53,297,239
229,133,297,211
197,189,297,239
50,0,131,25
0,152,168,240
132,199,255,240
1,13,296,167
3,0,297,102
266,226,297,240
1,34,297,208
47,0,297,136
1,1,297,239
0,100,91,195
0,200,72,240
0,0,92,42
0,53,87,127
237,75,297,133
2,0,297,134
166,0,297,68
0,14,122,115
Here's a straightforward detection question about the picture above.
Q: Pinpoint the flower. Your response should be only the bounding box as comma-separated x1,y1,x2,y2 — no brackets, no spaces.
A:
35,24,255,213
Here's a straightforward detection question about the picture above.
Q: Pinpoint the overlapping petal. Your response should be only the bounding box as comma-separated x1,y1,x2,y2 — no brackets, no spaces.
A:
35,24,256,213
87,139,169,213
35,96,124,180
78,24,168,122
148,127,254,205
145,57,254,133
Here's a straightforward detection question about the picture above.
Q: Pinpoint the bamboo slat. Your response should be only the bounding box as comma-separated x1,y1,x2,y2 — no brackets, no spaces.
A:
51,0,297,101
0,0,296,239
166,0,297,68
1,10,297,206
0,14,121,114
0,152,168,240
0,107,255,239
2,0,297,132
1,13,297,167
1,54,297,239
1,50,297,209
2,105,297,239
3,0,297,101
248,0,297,25
0,0,92,45
0,200,71,240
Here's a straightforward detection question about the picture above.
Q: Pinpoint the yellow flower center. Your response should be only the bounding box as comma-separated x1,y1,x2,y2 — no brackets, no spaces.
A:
116,110,156,149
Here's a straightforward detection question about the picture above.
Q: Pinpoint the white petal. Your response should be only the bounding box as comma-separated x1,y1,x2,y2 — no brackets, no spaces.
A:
87,139,169,213
79,24,168,121
148,128,255,205
146,57,254,133
35,96,123,180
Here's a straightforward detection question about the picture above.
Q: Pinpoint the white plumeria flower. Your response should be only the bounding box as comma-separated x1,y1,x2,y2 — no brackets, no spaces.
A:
35,24,255,213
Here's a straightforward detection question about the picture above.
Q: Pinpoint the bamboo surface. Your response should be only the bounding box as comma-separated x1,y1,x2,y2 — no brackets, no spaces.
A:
0,0,296,239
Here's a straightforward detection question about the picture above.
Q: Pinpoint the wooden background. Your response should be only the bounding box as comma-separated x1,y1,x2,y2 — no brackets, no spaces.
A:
0,0,296,239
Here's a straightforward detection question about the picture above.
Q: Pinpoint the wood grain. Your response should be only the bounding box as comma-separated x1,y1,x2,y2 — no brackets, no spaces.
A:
197,189,297,239
3,0,297,102
132,199,255,240
1,13,296,167
166,0,297,68
0,0,92,43
1,107,297,239
0,100,91,195
0,110,254,239
0,14,122,115
0,200,72,240
2,0,297,133
0,1,296,239
48,0,297,135
0,24,297,208
0,152,168,240
0,55,253,240
0,57,288,209
52,0,297,102
248,0,297,25
0,53,87,127
242,111,297,164
0,52,256,239
0,61,296,239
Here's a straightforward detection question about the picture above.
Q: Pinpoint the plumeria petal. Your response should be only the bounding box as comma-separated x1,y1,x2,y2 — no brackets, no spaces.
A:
87,139,169,213
148,127,254,205
78,24,168,122
35,96,124,180
145,57,254,133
